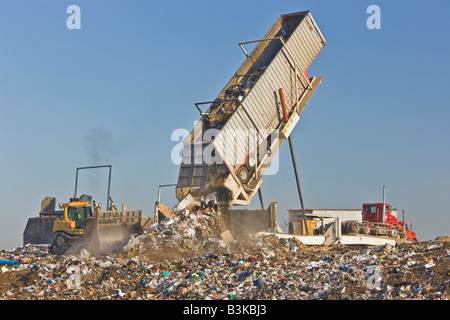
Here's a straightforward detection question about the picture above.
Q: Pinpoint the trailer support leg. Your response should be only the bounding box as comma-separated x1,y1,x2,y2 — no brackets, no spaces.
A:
288,135,308,234
258,188,264,210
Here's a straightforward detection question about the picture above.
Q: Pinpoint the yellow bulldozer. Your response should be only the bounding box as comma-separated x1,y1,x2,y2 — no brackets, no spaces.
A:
49,195,143,255
23,165,144,255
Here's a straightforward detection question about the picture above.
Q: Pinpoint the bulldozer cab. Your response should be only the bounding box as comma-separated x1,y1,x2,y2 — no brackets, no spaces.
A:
53,196,95,235
67,202,92,229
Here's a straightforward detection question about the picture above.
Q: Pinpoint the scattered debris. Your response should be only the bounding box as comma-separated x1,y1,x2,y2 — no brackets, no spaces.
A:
1,206,449,300
220,230,234,245
158,203,177,220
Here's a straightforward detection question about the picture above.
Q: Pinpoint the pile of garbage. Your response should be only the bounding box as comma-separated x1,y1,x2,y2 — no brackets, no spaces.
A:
0,196,449,300
125,194,230,261
1,236,449,300
1,234,449,300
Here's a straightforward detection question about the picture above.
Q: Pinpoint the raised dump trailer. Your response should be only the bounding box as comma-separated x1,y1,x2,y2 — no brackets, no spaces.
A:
176,11,326,210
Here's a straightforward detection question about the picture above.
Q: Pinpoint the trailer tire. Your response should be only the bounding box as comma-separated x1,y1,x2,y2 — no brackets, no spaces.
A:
341,222,350,234
390,227,399,238
237,166,250,184
361,222,370,235
247,154,256,169
348,221,358,234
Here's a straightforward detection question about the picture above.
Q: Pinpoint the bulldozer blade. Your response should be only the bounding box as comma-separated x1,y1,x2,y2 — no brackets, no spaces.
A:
96,210,143,250
96,224,139,251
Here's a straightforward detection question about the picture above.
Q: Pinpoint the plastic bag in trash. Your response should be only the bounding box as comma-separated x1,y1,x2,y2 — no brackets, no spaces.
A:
253,279,265,286
123,233,147,252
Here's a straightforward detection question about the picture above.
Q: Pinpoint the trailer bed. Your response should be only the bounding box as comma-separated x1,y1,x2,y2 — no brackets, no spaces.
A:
259,232,398,246
176,11,326,208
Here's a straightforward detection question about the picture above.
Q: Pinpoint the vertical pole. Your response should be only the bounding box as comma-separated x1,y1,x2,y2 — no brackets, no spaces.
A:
288,135,308,234
74,168,79,197
107,165,112,210
402,209,406,238
382,185,386,223
258,188,264,210
270,202,277,234
279,87,308,234
155,185,162,221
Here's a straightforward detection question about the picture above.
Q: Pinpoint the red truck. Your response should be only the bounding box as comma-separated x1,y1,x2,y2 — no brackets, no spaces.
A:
343,203,418,242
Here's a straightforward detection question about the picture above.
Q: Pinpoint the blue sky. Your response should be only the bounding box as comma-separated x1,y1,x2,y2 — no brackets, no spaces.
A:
0,0,449,249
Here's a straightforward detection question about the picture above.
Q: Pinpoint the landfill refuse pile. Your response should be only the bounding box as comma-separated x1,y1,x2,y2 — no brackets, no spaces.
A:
1,202,449,300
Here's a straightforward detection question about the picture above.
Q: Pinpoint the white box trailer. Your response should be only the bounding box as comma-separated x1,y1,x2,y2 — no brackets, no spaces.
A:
176,11,326,208
285,208,401,246
289,208,398,232
290,209,363,223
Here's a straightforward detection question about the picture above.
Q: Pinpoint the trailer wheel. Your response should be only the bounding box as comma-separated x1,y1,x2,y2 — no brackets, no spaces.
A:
342,222,350,234
237,166,250,184
361,222,370,235
390,227,399,238
348,221,358,234
247,154,256,169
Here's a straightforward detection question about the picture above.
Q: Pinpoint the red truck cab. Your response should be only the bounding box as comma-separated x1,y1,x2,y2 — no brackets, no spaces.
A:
362,203,418,242
362,203,397,224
